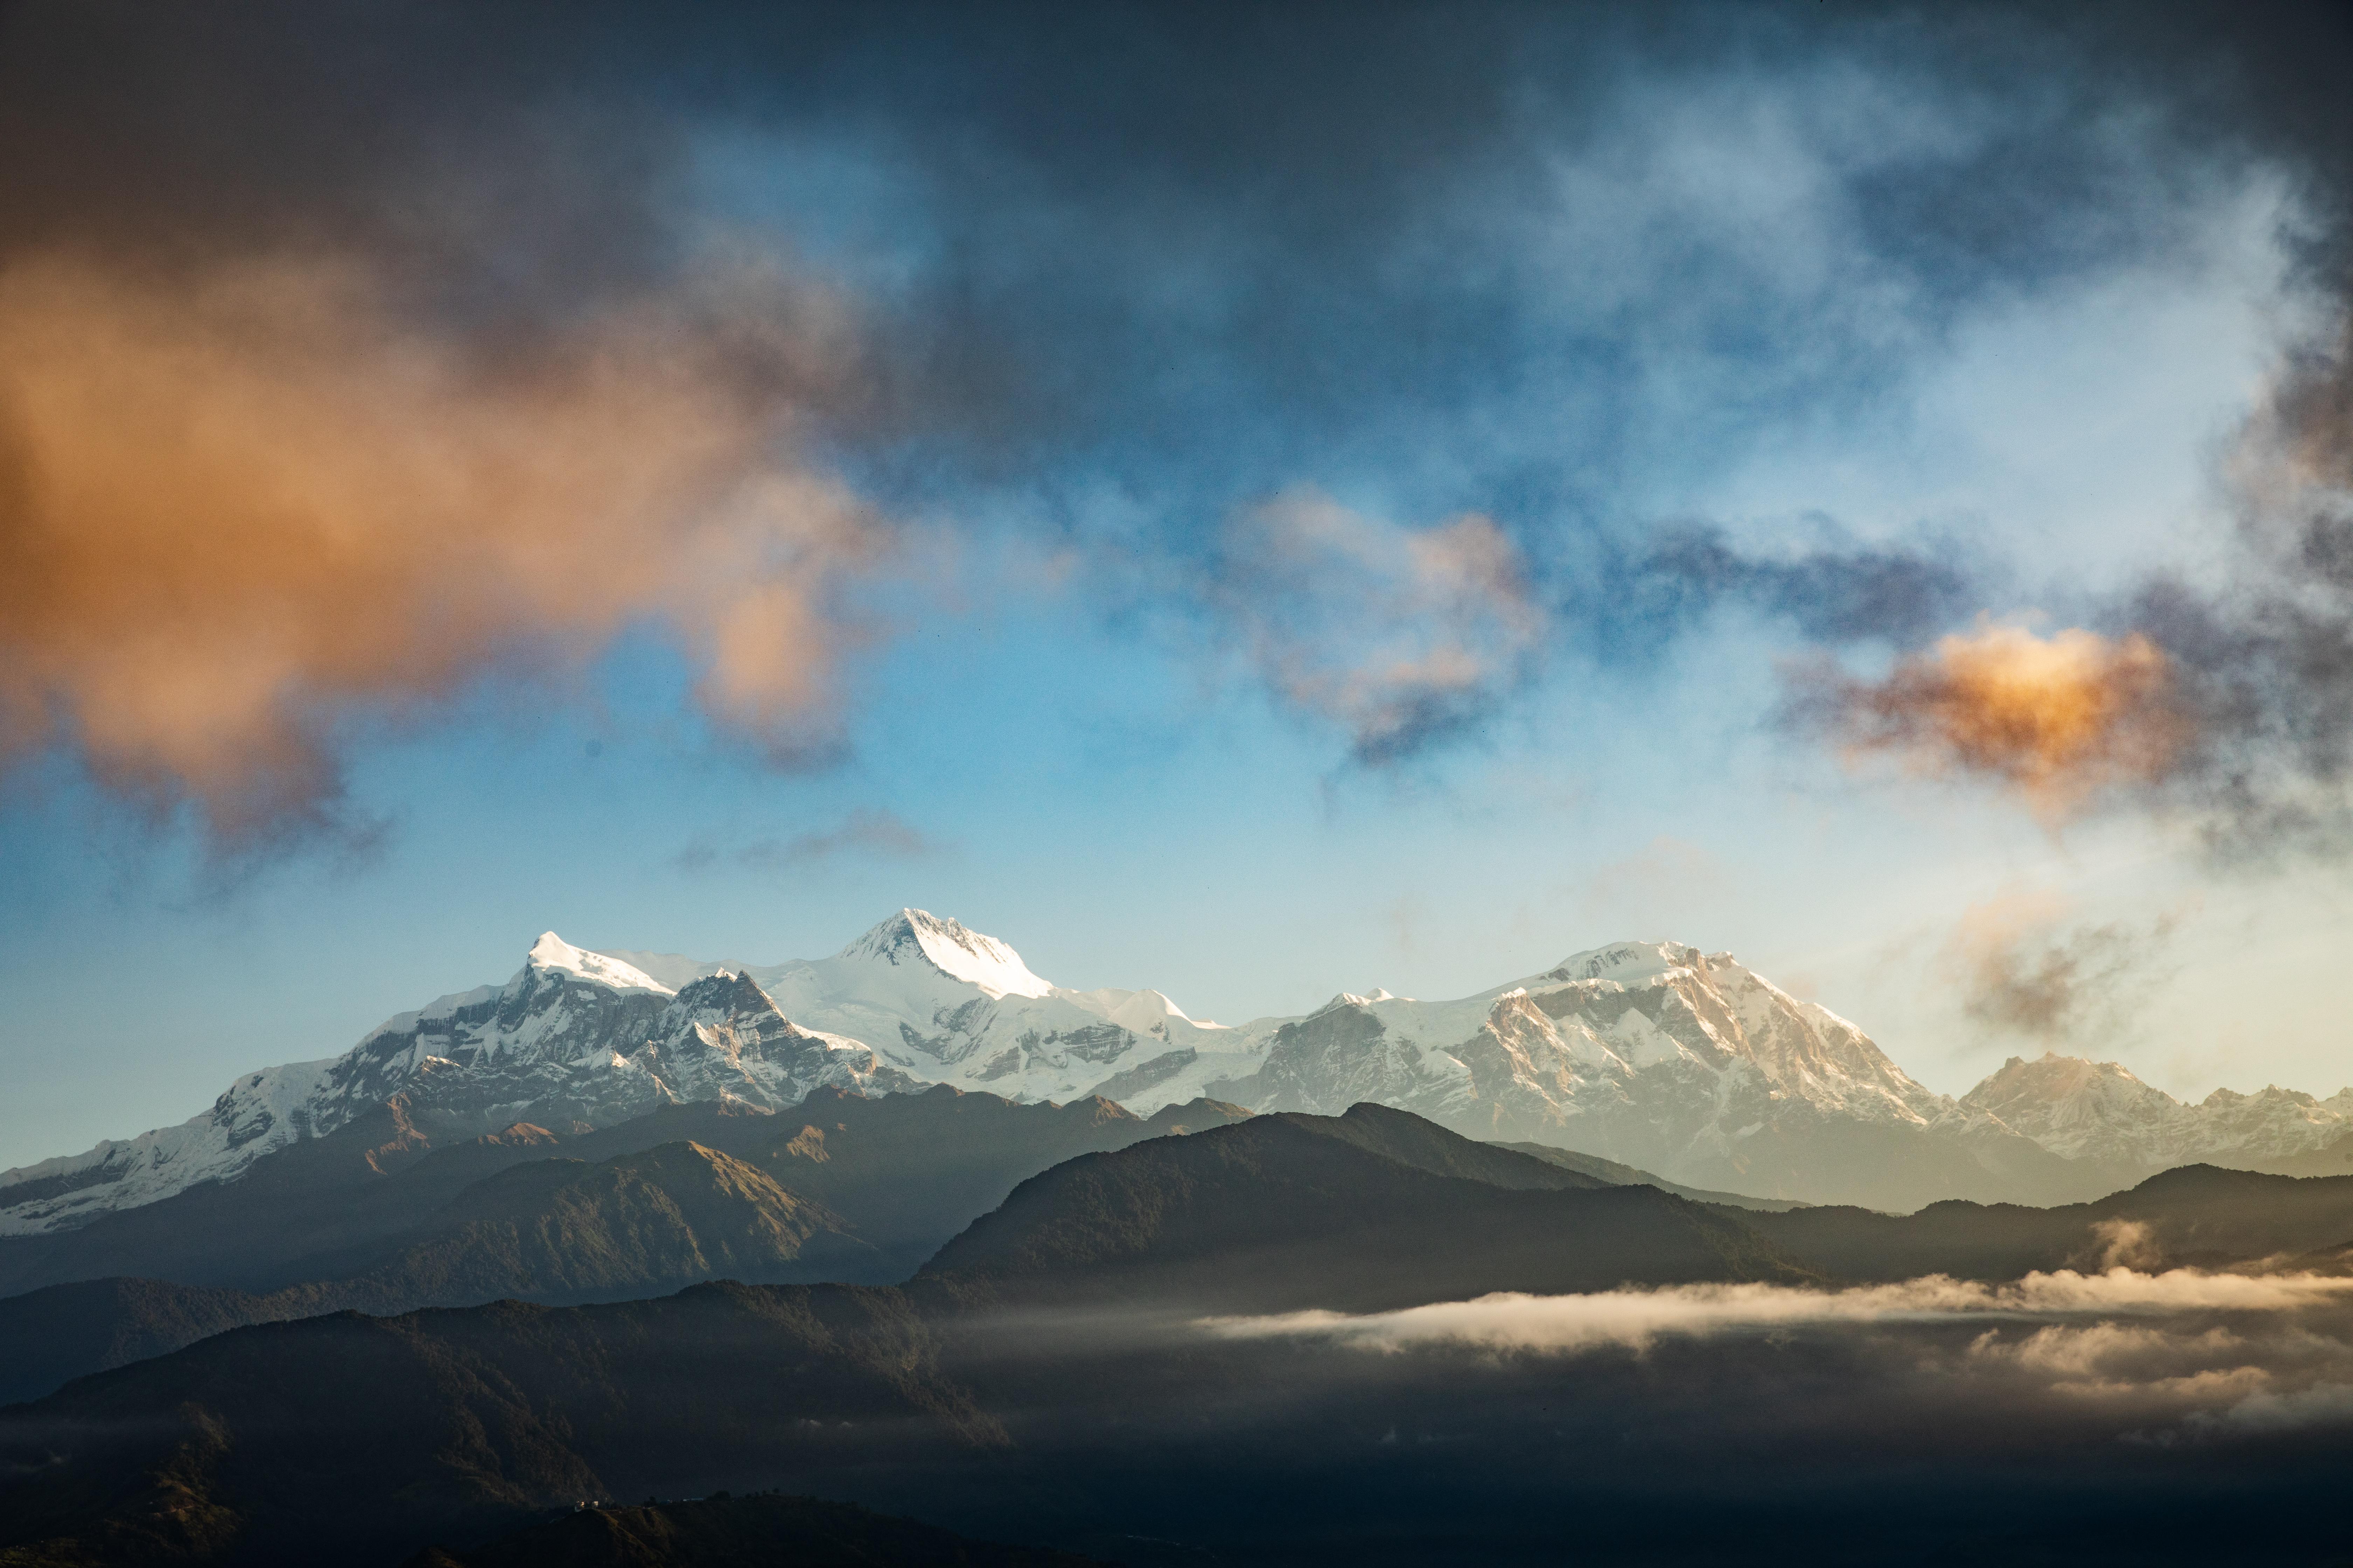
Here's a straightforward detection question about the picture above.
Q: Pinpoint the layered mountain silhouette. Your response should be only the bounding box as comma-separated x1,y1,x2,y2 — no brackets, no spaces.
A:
11,1101,2353,1566
0,1283,995,1567
917,1103,1815,1312
403,1494,1109,1568
0,1086,1248,1301
1745,1159,2353,1281
0,1087,1251,1402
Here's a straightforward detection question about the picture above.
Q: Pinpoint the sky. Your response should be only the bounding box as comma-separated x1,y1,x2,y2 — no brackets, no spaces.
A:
3,1,2353,1171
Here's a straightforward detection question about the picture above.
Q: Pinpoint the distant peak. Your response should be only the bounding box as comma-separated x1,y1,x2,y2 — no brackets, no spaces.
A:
524,932,674,996
837,908,1054,999
1958,1051,2159,1111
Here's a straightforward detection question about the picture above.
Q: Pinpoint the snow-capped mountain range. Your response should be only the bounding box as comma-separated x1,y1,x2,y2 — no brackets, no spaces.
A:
1960,1051,2353,1171
6,909,2350,1233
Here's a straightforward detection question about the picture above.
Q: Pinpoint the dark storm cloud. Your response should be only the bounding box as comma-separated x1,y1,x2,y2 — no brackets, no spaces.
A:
5,1,2351,836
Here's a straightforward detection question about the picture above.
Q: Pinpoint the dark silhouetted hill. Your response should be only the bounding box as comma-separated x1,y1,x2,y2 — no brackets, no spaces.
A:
0,1142,865,1403
917,1103,1812,1312
402,1493,1106,1568
0,1283,994,1568
0,1088,1250,1299
1497,1141,1812,1210
1743,1161,2353,1281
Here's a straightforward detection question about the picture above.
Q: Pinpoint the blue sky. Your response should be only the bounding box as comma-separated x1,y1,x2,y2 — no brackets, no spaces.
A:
3,2,2351,1169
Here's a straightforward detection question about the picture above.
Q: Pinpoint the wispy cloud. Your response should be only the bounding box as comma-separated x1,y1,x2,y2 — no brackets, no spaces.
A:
1210,489,1544,764
673,807,936,874
1937,888,2176,1040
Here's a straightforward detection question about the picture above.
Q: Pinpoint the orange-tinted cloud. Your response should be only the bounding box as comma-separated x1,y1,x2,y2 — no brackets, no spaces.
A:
1802,622,2190,817
0,252,883,849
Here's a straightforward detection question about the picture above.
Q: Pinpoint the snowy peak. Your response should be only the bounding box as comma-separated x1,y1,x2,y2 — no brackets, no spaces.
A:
1959,1050,2353,1166
525,932,673,996
836,909,1054,999
1543,940,1705,987
1964,1051,2157,1110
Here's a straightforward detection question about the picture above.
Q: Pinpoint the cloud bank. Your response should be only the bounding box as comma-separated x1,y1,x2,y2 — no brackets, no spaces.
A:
1200,1268,2353,1442
0,252,880,849
1202,1269,2353,1356
4,1,2351,857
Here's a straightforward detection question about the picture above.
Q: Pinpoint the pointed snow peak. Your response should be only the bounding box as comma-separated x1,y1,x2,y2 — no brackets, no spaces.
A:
838,908,1054,998
524,932,673,996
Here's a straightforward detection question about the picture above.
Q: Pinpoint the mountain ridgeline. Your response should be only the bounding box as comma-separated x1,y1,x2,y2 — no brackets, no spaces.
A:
14,911,2348,1235
9,1103,2353,1566
0,1087,1249,1403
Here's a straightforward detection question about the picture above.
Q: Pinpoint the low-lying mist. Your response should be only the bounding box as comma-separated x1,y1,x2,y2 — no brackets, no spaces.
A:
876,1270,2353,1564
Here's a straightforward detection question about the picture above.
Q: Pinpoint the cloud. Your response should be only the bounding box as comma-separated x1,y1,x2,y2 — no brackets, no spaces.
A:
674,808,935,873
0,251,881,853
5,1,2352,850
1787,621,2188,820
1210,490,1545,763
2090,1218,2168,1271
1759,304,2353,859
2194,1380,2353,1435
1936,889,2174,1039
1201,1269,2353,1356
1631,525,1991,651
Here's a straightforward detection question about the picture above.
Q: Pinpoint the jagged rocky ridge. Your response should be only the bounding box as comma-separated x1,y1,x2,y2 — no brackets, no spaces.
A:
11,910,2353,1228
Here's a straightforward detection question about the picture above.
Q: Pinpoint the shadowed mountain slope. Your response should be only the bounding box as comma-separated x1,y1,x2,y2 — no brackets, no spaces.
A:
917,1104,1812,1313
308,1142,874,1311
1742,1162,2353,1282
676,1085,1252,1277
1497,1140,1813,1210
0,1277,276,1410
0,1091,1251,1403
0,1283,995,1568
403,1494,1107,1568
0,1088,1250,1299
0,1143,868,1404
0,1095,463,1297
